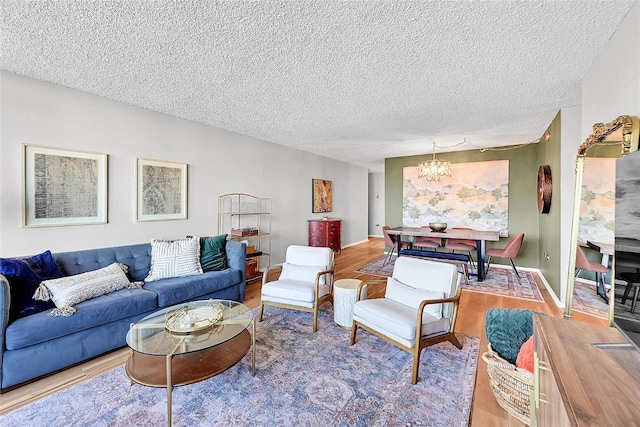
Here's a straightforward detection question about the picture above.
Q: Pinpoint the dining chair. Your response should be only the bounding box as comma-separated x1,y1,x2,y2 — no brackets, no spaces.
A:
444,227,477,270
382,225,409,265
350,256,462,384
485,233,525,281
575,245,610,298
259,245,334,332
620,272,640,313
412,226,442,250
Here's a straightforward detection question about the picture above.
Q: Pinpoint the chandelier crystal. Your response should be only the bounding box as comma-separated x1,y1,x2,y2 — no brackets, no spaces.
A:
417,142,452,181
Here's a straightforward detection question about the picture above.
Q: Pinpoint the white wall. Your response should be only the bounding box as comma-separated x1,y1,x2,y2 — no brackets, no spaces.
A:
0,72,369,263
557,1,640,302
582,1,640,136
367,172,385,236
559,105,581,305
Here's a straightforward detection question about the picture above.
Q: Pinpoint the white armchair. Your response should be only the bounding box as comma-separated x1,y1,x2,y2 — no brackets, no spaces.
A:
259,245,334,332
350,256,462,384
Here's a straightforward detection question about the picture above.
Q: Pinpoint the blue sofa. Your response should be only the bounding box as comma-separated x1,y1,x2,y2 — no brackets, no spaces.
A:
0,240,246,391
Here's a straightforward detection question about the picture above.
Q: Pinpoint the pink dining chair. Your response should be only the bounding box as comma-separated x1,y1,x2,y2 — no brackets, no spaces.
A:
413,226,442,250
575,245,610,298
382,225,409,265
485,233,525,282
444,227,477,270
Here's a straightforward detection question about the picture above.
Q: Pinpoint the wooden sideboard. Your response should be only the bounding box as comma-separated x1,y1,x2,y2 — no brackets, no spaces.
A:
308,218,341,252
533,315,640,426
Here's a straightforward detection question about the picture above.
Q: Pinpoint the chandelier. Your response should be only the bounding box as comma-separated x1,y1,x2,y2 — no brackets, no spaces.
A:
417,142,452,181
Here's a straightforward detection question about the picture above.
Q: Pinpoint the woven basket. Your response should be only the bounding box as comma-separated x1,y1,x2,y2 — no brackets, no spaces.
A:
482,344,534,426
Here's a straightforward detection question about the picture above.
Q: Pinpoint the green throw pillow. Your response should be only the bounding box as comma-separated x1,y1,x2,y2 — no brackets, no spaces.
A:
485,308,543,364
200,235,228,272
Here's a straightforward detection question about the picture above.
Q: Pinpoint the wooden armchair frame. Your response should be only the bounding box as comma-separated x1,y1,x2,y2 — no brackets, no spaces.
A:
350,280,462,384
259,265,335,332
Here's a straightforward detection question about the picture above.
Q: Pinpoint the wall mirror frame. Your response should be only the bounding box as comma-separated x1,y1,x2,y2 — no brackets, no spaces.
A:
564,115,640,322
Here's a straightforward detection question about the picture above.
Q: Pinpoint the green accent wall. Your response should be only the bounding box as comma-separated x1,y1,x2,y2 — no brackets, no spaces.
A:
385,143,541,269
538,112,562,296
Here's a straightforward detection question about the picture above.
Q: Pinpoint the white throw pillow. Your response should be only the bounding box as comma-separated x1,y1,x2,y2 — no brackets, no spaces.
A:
34,262,131,316
385,277,444,319
279,262,327,284
145,237,203,282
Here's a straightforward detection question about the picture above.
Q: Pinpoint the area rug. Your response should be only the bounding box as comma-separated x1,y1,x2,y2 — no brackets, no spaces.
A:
3,305,479,427
356,256,544,302
572,280,608,318
573,279,640,323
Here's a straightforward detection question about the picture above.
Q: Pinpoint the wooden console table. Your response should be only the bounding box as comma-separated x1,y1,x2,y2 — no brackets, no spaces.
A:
533,316,640,426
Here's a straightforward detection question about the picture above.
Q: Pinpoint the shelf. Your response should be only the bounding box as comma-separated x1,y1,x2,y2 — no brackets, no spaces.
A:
218,193,271,277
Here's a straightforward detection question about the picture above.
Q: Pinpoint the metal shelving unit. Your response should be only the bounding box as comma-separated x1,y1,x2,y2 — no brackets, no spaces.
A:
217,193,271,283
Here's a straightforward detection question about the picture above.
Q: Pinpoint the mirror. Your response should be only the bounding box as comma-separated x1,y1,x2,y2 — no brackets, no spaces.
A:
564,115,640,323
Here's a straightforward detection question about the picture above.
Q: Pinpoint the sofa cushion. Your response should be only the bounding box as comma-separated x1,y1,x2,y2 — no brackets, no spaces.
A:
200,235,228,272
0,250,63,321
145,237,203,281
35,263,131,316
5,287,158,350
143,268,240,308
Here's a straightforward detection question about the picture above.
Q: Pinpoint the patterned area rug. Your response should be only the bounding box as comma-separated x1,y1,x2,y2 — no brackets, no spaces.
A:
356,255,544,302
573,279,640,323
4,305,479,427
572,280,608,318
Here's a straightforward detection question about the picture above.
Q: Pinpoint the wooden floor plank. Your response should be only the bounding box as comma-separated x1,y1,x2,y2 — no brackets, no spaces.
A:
0,237,607,425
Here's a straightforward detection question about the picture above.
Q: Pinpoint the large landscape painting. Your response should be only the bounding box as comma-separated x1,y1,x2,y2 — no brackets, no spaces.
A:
578,157,615,244
403,160,509,235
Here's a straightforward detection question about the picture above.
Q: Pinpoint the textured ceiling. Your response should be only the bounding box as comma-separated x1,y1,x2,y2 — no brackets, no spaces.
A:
1,1,636,171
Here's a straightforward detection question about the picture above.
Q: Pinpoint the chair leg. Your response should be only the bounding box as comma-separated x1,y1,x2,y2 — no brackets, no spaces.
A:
383,246,395,265
485,256,492,276
411,350,421,385
631,285,640,313
258,302,265,322
447,333,463,349
350,323,358,345
509,258,521,283
312,307,318,333
622,281,633,304
467,251,475,271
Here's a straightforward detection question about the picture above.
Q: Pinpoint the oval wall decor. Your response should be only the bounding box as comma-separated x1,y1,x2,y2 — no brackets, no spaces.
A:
537,165,553,214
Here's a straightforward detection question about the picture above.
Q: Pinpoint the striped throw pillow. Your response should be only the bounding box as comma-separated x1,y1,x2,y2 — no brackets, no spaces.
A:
145,237,203,282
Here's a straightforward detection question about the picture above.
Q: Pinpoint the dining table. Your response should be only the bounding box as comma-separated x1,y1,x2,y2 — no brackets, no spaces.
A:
387,226,501,281
587,238,640,267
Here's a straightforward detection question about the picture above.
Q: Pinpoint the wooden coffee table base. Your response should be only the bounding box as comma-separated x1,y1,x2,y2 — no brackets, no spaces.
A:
125,329,253,426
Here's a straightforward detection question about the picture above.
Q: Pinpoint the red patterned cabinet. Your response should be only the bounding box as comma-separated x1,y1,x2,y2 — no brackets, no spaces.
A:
308,218,342,252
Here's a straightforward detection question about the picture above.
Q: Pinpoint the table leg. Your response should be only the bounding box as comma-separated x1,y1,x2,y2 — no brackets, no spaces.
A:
476,240,486,281
397,234,402,257
166,354,173,427
252,319,256,376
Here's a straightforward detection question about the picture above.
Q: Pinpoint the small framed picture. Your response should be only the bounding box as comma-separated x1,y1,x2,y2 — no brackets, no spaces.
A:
312,179,333,213
23,144,108,227
135,158,188,221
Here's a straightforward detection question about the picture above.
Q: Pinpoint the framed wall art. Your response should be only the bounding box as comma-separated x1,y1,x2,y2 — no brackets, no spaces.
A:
403,160,509,235
312,179,332,213
23,144,108,227
136,157,188,221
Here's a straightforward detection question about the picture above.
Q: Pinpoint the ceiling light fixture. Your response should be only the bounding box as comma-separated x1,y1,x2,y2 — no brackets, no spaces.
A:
417,142,452,181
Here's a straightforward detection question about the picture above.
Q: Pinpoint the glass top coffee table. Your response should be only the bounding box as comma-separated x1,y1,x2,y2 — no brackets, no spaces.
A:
125,299,255,426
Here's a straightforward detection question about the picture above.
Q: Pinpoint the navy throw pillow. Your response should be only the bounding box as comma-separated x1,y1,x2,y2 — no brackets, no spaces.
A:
1,250,63,321
485,308,543,364
200,235,228,272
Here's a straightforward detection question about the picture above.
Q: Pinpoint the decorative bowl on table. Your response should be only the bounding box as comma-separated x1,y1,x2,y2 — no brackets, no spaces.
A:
428,222,448,232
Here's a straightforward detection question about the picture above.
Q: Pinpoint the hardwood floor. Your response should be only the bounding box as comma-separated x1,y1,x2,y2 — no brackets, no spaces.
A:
0,237,607,425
